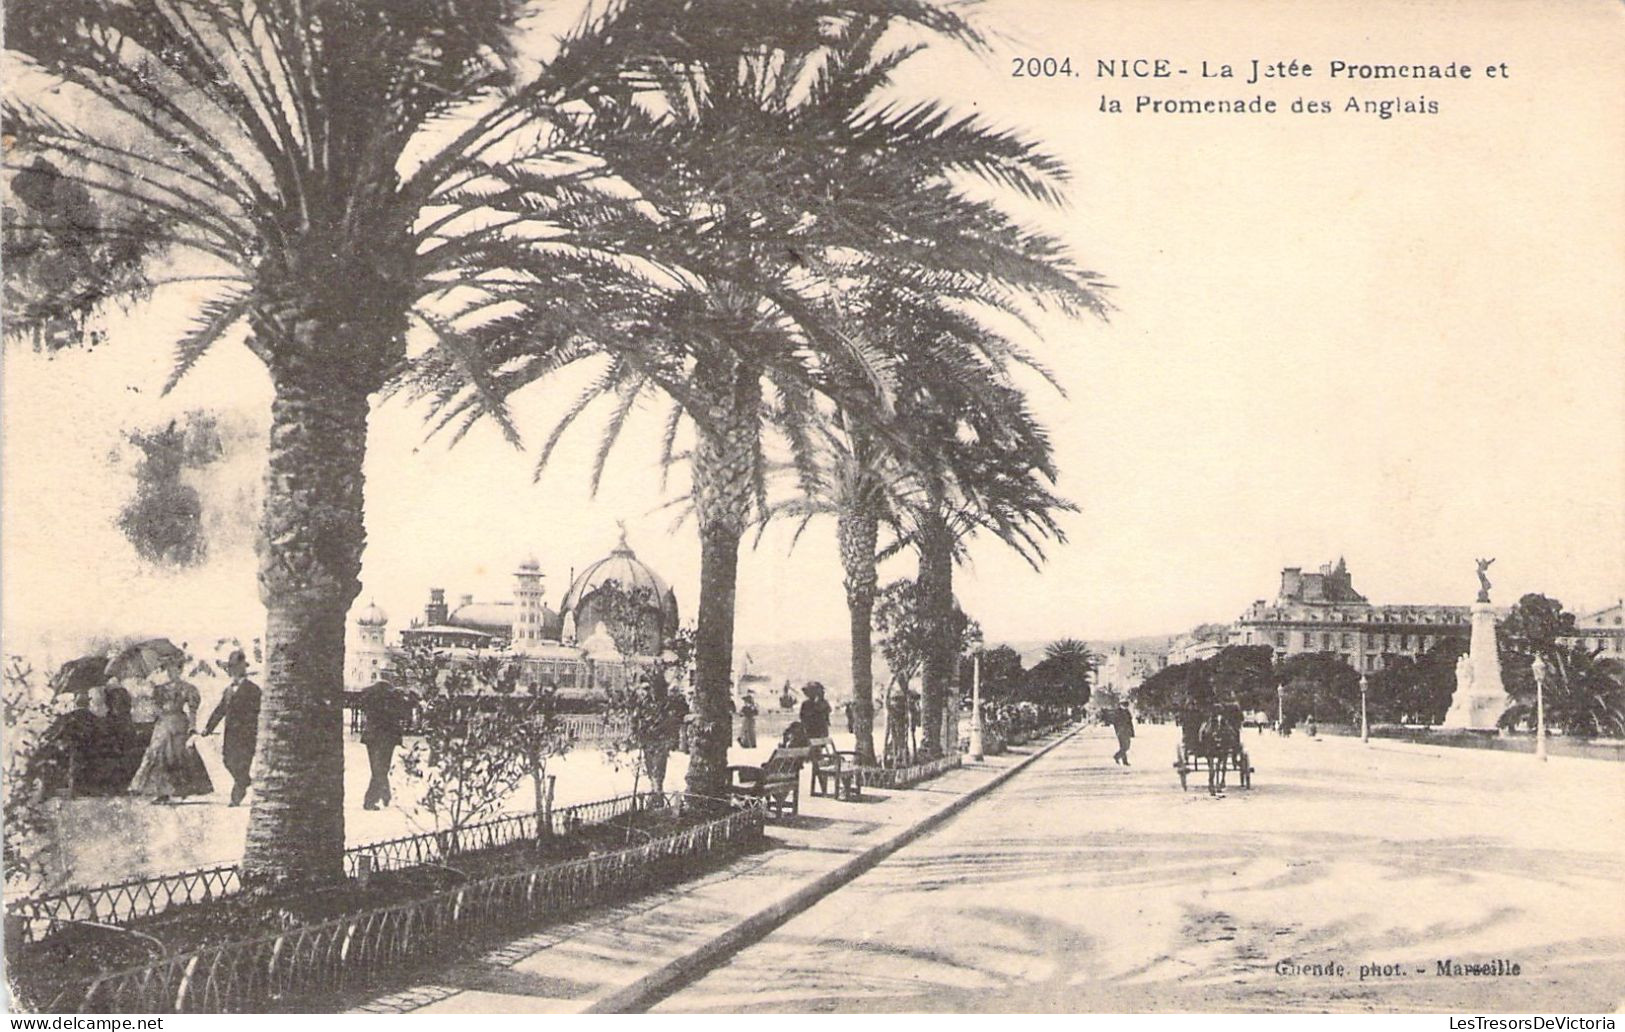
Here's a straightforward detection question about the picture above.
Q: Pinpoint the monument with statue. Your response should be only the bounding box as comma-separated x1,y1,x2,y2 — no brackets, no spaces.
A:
1443,557,1512,730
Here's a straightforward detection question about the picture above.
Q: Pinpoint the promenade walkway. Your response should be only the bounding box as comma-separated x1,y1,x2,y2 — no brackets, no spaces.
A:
349,726,1079,1014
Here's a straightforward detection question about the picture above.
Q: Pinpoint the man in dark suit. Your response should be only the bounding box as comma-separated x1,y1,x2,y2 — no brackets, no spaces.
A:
360,677,404,810
203,649,261,806
1110,705,1136,765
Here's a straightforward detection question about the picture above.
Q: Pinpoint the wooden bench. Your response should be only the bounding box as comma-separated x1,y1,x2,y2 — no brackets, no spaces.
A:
728,746,812,819
809,744,861,801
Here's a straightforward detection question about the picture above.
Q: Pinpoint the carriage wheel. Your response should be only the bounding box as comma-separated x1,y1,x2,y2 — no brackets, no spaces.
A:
1239,748,1252,789
1175,744,1189,791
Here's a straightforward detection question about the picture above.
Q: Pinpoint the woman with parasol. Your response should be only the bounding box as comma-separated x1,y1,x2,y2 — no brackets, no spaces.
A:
126,655,213,804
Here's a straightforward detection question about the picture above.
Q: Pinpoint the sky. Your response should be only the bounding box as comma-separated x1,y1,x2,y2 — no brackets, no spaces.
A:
3,0,1623,667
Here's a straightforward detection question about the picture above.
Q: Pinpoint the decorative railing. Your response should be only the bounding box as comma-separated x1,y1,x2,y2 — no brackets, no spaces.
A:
558,713,631,743
7,792,662,944
341,792,654,876
853,753,962,790
959,718,1075,756
4,864,244,946
32,794,763,1014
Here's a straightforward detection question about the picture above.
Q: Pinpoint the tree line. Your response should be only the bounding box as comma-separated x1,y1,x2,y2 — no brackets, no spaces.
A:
3,0,1103,885
1128,593,1624,737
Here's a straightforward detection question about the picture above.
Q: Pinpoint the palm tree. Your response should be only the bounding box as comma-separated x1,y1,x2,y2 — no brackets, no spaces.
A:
761,417,920,764
415,12,1103,797
896,368,1077,758
1,0,704,884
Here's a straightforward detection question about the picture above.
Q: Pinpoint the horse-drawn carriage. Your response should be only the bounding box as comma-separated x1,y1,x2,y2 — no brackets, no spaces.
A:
1173,703,1254,795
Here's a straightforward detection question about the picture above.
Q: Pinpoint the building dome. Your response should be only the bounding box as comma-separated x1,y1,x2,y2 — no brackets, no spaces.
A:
356,600,389,627
447,600,519,637
559,526,680,654
561,529,676,619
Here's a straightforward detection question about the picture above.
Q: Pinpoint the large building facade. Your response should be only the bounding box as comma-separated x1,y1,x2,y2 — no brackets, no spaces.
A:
1572,600,1625,657
345,529,680,700
1232,558,1471,672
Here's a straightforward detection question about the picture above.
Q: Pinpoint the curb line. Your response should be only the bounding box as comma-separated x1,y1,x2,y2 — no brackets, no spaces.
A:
587,721,1088,1013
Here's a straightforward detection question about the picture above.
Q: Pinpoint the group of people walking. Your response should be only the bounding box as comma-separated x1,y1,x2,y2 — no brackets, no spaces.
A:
35,649,261,806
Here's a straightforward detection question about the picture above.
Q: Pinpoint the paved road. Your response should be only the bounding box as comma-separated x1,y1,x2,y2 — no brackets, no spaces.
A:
657,724,1625,1012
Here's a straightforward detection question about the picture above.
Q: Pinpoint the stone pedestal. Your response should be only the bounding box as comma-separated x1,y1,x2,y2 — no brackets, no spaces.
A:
1443,602,1510,730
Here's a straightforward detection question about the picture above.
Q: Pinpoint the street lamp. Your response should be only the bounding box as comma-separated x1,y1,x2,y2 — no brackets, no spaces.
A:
1359,673,1369,744
1531,653,1550,762
1277,681,1285,735
969,653,984,762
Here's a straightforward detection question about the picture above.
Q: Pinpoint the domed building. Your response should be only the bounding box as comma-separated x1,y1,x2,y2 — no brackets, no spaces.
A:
558,526,680,658
349,528,680,701
345,601,391,689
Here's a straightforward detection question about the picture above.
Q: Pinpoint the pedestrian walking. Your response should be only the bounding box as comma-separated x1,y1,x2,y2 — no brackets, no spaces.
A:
34,691,103,798
737,692,759,748
203,649,261,806
128,665,213,804
97,684,145,794
360,676,404,810
1110,705,1135,765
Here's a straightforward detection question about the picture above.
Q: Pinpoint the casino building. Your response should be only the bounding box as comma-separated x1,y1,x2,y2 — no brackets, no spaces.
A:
346,528,680,700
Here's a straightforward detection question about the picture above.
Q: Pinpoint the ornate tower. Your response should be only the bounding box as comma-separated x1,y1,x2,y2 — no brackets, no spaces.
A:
348,601,390,688
513,557,546,654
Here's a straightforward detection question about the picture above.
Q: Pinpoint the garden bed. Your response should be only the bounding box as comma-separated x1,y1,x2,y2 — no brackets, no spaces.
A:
853,752,962,790
8,793,764,1013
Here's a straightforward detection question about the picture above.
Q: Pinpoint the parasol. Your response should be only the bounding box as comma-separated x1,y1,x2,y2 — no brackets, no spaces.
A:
49,655,110,695
104,638,188,681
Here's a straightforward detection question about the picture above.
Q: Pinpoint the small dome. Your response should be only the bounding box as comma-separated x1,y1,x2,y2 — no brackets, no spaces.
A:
517,556,541,574
356,601,389,627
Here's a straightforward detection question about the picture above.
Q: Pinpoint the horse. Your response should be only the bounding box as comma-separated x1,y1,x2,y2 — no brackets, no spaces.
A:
1195,707,1243,796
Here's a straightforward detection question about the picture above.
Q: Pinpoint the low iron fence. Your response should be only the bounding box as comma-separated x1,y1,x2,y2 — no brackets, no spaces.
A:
853,753,962,790
7,792,662,944
37,794,763,1013
959,717,1075,756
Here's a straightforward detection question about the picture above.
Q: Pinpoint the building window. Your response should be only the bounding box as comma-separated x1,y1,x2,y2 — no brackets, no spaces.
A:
1276,632,1287,647
1342,633,1352,648
1321,632,1332,650
1303,632,1314,649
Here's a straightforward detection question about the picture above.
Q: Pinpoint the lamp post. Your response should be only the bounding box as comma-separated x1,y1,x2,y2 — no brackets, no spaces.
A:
1531,653,1549,762
969,653,984,762
1359,673,1369,744
1277,681,1285,735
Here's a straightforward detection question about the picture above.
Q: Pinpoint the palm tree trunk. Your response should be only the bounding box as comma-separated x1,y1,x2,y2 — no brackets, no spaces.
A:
838,508,879,765
917,510,955,760
241,359,373,886
685,354,761,800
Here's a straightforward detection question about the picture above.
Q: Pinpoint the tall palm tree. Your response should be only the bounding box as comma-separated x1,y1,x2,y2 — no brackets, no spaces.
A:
895,361,1078,757
1,0,703,884
761,417,920,764
415,12,1103,797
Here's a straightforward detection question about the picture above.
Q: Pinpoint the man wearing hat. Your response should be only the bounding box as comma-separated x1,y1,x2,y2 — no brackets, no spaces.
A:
203,649,261,806
359,674,405,810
